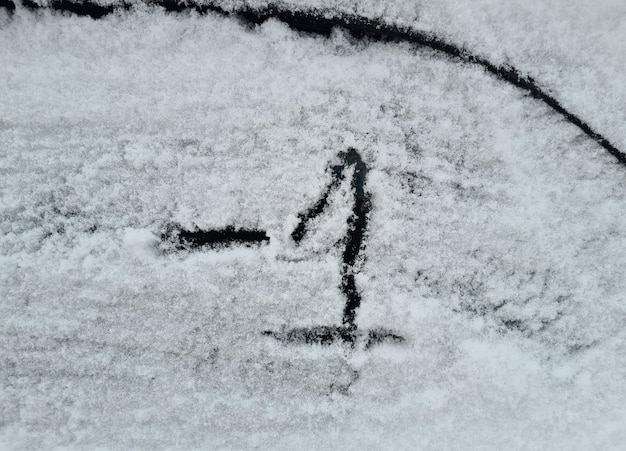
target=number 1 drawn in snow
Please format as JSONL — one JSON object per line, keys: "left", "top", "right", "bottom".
{"left": 165, "top": 148, "right": 404, "bottom": 349}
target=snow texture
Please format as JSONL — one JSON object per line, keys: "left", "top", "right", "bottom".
{"left": 1, "top": 3, "right": 626, "bottom": 450}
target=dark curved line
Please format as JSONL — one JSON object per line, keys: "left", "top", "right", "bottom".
{"left": 10, "top": 0, "right": 625, "bottom": 167}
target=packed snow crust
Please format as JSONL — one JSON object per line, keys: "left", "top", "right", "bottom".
{"left": 1, "top": 5, "right": 626, "bottom": 450}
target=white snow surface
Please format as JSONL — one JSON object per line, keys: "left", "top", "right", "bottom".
{"left": 1, "top": 5, "right": 626, "bottom": 450}
{"left": 216, "top": 0, "right": 626, "bottom": 152}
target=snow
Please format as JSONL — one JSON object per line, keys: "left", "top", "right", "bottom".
{"left": 1, "top": 4, "right": 626, "bottom": 450}
{"left": 209, "top": 0, "right": 626, "bottom": 151}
